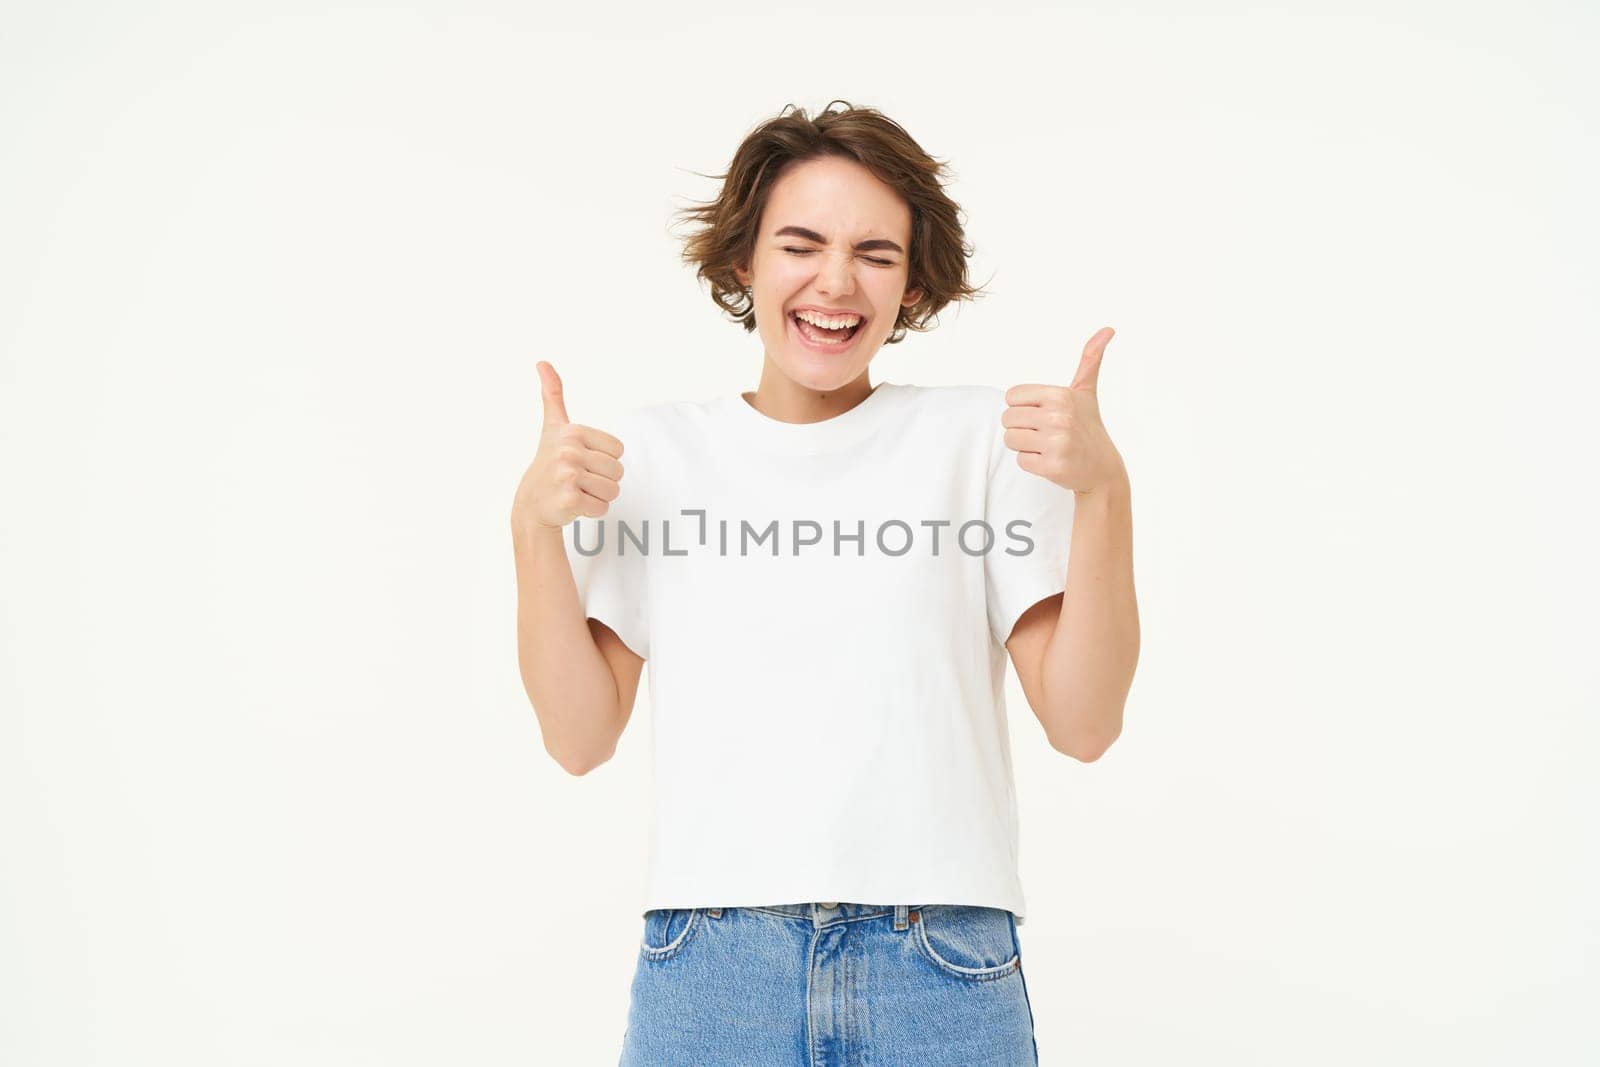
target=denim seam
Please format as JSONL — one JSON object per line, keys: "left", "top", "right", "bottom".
{"left": 846, "top": 942, "right": 857, "bottom": 1056}
{"left": 1011, "top": 911, "right": 1041, "bottom": 1064}
{"left": 805, "top": 925, "right": 821, "bottom": 1067}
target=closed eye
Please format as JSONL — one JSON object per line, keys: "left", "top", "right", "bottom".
{"left": 782, "top": 247, "right": 895, "bottom": 267}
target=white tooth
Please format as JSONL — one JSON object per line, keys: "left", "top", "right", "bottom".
{"left": 797, "top": 310, "right": 859, "bottom": 329}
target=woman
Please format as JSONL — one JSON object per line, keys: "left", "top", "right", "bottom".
{"left": 511, "top": 101, "right": 1139, "bottom": 1065}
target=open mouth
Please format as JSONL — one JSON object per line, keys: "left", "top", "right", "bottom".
{"left": 789, "top": 310, "right": 865, "bottom": 348}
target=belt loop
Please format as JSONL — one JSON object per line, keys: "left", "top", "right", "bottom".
{"left": 894, "top": 904, "right": 908, "bottom": 931}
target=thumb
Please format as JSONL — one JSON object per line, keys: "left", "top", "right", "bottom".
{"left": 1070, "top": 326, "right": 1115, "bottom": 391}
{"left": 537, "top": 360, "right": 571, "bottom": 429}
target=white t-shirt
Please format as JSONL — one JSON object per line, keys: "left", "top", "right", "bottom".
{"left": 561, "top": 380, "right": 1075, "bottom": 925}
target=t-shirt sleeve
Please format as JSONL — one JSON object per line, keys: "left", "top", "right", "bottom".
{"left": 983, "top": 389, "right": 1076, "bottom": 648}
{"left": 560, "top": 410, "right": 651, "bottom": 660}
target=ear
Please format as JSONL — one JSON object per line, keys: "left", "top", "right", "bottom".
{"left": 734, "top": 263, "right": 751, "bottom": 288}
{"left": 901, "top": 286, "right": 924, "bottom": 307}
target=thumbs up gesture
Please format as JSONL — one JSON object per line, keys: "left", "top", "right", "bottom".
{"left": 511, "top": 361, "right": 628, "bottom": 532}
{"left": 1002, "top": 326, "right": 1127, "bottom": 495}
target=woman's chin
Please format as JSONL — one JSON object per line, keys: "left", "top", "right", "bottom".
{"left": 772, "top": 354, "right": 871, "bottom": 390}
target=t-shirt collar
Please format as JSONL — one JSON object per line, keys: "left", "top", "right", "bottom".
{"left": 722, "top": 380, "right": 901, "bottom": 455}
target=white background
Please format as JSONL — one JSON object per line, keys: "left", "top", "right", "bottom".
{"left": 3, "top": 2, "right": 1596, "bottom": 1064}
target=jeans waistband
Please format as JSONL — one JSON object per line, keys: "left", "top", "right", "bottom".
{"left": 711, "top": 902, "right": 927, "bottom": 930}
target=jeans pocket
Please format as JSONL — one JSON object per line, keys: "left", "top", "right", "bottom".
{"left": 639, "top": 908, "right": 703, "bottom": 962}
{"left": 911, "top": 904, "right": 1021, "bottom": 981}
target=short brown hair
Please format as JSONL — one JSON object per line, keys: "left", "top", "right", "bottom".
{"left": 672, "top": 100, "right": 986, "bottom": 345}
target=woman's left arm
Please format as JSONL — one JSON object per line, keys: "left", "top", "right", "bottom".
{"left": 1002, "top": 327, "right": 1141, "bottom": 762}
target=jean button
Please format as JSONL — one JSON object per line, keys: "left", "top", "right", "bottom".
{"left": 819, "top": 901, "right": 839, "bottom": 909}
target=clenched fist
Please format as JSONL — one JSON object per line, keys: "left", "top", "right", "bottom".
{"left": 510, "top": 361, "right": 627, "bottom": 533}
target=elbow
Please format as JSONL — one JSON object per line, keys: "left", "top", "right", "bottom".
{"left": 527, "top": 687, "right": 623, "bottom": 777}
{"left": 1052, "top": 737, "right": 1103, "bottom": 763}
{"left": 1049, "top": 720, "right": 1122, "bottom": 763}
{"left": 538, "top": 714, "right": 619, "bottom": 777}
{"left": 549, "top": 744, "right": 614, "bottom": 777}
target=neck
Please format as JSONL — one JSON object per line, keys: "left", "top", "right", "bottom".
{"left": 743, "top": 362, "right": 875, "bottom": 425}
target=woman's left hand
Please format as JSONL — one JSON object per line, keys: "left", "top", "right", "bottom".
{"left": 1001, "top": 326, "right": 1128, "bottom": 495}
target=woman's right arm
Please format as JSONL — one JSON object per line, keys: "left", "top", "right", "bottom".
{"left": 510, "top": 361, "right": 641, "bottom": 776}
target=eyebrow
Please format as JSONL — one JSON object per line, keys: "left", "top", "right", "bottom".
{"left": 773, "top": 225, "right": 905, "bottom": 255}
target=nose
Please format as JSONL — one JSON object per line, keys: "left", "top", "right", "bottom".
{"left": 815, "top": 249, "right": 857, "bottom": 298}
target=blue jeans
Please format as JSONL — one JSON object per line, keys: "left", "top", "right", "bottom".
{"left": 618, "top": 902, "right": 1040, "bottom": 1066}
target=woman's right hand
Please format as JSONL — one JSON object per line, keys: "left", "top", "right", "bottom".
{"left": 510, "top": 361, "right": 627, "bottom": 533}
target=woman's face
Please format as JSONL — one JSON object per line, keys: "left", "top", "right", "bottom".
{"left": 734, "top": 155, "right": 923, "bottom": 393}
